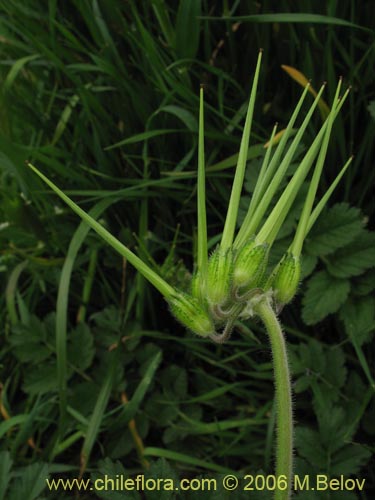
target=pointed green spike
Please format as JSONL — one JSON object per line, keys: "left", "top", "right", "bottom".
{"left": 290, "top": 79, "right": 344, "bottom": 257}
{"left": 27, "top": 162, "right": 175, "bottom": 299}
{"left": 236, "top": 82, "right": 326, "bottom": 248}
{"left": 197, "top": 86, "right": 208, "bottom": 278}
{"left": 221, "top": 50, "right": 262, "bottom": 250}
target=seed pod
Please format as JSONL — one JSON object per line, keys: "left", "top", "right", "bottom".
{"left": 233, "top": 239, "right": 268, "bottom": 290}
{"left": 168, "top": 291, "right": 214, "bottom": 337}
{"left": 205, "top": 246, "right": 233, "bottom": 307}
{"left": 272, "top": 252, "right": 301, "bottom": 305}
{"left": 191, "top": 270, "right": 205, "bottom": 302}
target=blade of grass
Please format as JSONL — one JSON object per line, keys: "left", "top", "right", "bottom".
{"left": 281, "top": 65, "right": 330, "bottom": 119}
{"left": 114, "top": 350, "right": 162, "bottom": 425}
{"left": 143, "top": 447, "right": 234, "bottom": 474}
{"left": 200, "top": 13, "right": 372, "bottom": 33}
{"left": 54, "top": 195, "right": 125, "bottom": 434}
{"left": 76, "top": 248, "right": 98, "bottom": 323}
{"left": 79, "top": 349, "right": 118, "bottom": 478}
{"left": 5, "top": 261, "right": 28, "bottom": 326}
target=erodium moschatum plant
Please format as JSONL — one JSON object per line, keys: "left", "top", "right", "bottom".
{"left": 28, "top": 51, "right": 352, "bottom": 500}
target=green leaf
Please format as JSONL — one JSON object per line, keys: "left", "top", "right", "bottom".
{"left": 144, "top": 459, "right": 179, "bottom": 500}
{"left": 161, "top": 365, "right": 188, "bottom": 400}
{"left": 289, "top": 340, "right": 325, "bottom": 376}
{"left": 105, "top": 129, "right": 182, "bottom": 150}
{"left": 294, "top": 427, "right": 326, "bottom": 468}
{"left": 325, "top": 347, "right": 347, "bottom": 391}
{"left": 175, "top": 0, "right": 201, "bottom": 60}
{"left": 0, "top": 452, "right": 12, "bottom": 500}
{"left": 9, "top": 316, "right": 51, "bottom": 363}
{"left": 8, "top": 462, "right": 49, "bottom": 500}
{"left": 300, "top": 253, "right": 317, "bottom": 279}
{"left": 159, "top": 105, "right": 198, "bottom": 132}
{"left": 80, "top": 350, "right": 119, "bottom": 475}
{"left": 23, "top": 363, "right": 59, "bottom": 395}
{"left": 352, "top": 268, "right": 375, "bottom": 296}
{"left": 201, "top": 13, "right": 371, "bottom": 33}
{"left": 316, "top": 405, "right": 347, "bottom": 452}
{"left": 306, "top": 203, "right": 363, "bottom": 256}
{"left": 91, "top": 458, "right": 140, "bottom": 500}
{"left": 339, "top": 297, "right": 375, "bottom": 346}
{"left": 143, "top": 447, "right": 233, "bottom": 474}
{"left": 67, "top": 322, "right": 95, "bottom": 371}
{"left": 331, "top": 444, "right": 371, "bottom": 475}
{"left": 0, "top": 415, "right": 28, "bottom": 441}
{"left": 116, "top": 350, "right": 162, "bottom": 425}
{"left": 302, "top": 270, "right": 350, "bottom": 325}
{"left": 326, "top": 230, "right": 375, "bottom": 278}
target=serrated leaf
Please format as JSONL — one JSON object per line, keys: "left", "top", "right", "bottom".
{"left": 91, "top": 458, "right": 140, "bottom": 500}
{"left": 23, "top": 363, "right": 59, "bottom": 395}
{"left": 306, "top": 203, "right": 363, "bottom": 256}
{"left": 331, "top": 444, "right": 371, "bottom": 475}
{"left": 68, "top": 322, "right": 95, "bottom": 371}
{"left": 317, "top": 405, "right": 347, "bottom": 451}
{"left": 352, "top": 268, "right": 375, "bottom": 295}
{"left": 300, "top": 253, "right": 317, "bottom": 279}
{"left": 0, "top": 451, "right": 12, "bottom": 500}
{"left": 339, "top": 297, "right": 375, "bottom": 345}
{"left": 9, "top": 315, "right": 52, "bottom": 363}
{"left": 144, "top": 459, "right": 179, "bottom": 500}
{"left": 326, "top": 230, "right": 375, "bottom": 278}
{"left": 8, "top": 462, "right": 49, "bottom": 500}
{"left": 294, "top": 427, "right": 326, "bottom": 467}
{"left": 325, "top": 347, "right": 347, "bottom": 390}
{"left": 290, "top": 340, "right": 326, "bottom": 391}
{"left": 302, "top": 270, "right": 350, "bottom": 325}
{"left": 293, "top": 375, "right": 311, "bottom": 393}
{"left": 161, "top": 365, "right": 188, "bottom": 400}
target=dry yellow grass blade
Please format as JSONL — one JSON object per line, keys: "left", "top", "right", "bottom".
{"left": 264, "top": 128, "right": 288, "bottom": 148}
{"left": 281, "top": 64, "right": 330, "bottom": 119}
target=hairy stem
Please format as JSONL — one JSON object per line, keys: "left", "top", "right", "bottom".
{"left": 255, "top": 298, "right": 293, "bottom": 500}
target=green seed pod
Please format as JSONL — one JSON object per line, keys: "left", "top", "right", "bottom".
{"left": 205, "top": 246, "right": 233, "bottom": 307}
{"left": 191, "top": 270, "right": 205, "bottom": 302}
{"left": 233, "top": 239, "right": 268, "bottom": 290}
{"left": 168, "top": 291, "right": 214, "bottom": 337}
{"left": 272, "top": 253, "right": 301, "bottom": 305}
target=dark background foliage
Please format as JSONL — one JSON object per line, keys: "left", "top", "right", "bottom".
{"left": 0, "top": 1, "right": 374, "bottom": 499}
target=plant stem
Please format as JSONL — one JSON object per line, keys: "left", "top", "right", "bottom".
{"left": 255, "top": 298, "right": 293, "bottom": 500}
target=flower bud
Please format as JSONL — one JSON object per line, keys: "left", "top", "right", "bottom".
{"left": 233, "top": 239, "right": 268, "bottom": 291}
{"left": 272, "top": 253, "right": 301, "bottom": 305}
{"left": 168, "top": 291, "right": 214, "bottom": 337}
{"left": 205, "top": 246, "right": 233, "bottom": 307}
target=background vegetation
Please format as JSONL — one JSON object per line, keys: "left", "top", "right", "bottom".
{"left": 0, "top": 1, "right": 374, "bottom": 498}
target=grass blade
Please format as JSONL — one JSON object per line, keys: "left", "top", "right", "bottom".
{"left": 79, "top": 350, "right": 118, "bottom": 477}
{"left": 143, "top": 447, "right": 233, "bottom": 474}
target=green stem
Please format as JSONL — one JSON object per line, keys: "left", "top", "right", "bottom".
{"left": 255, "top": 298, "right": 293, "bottom": 500}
